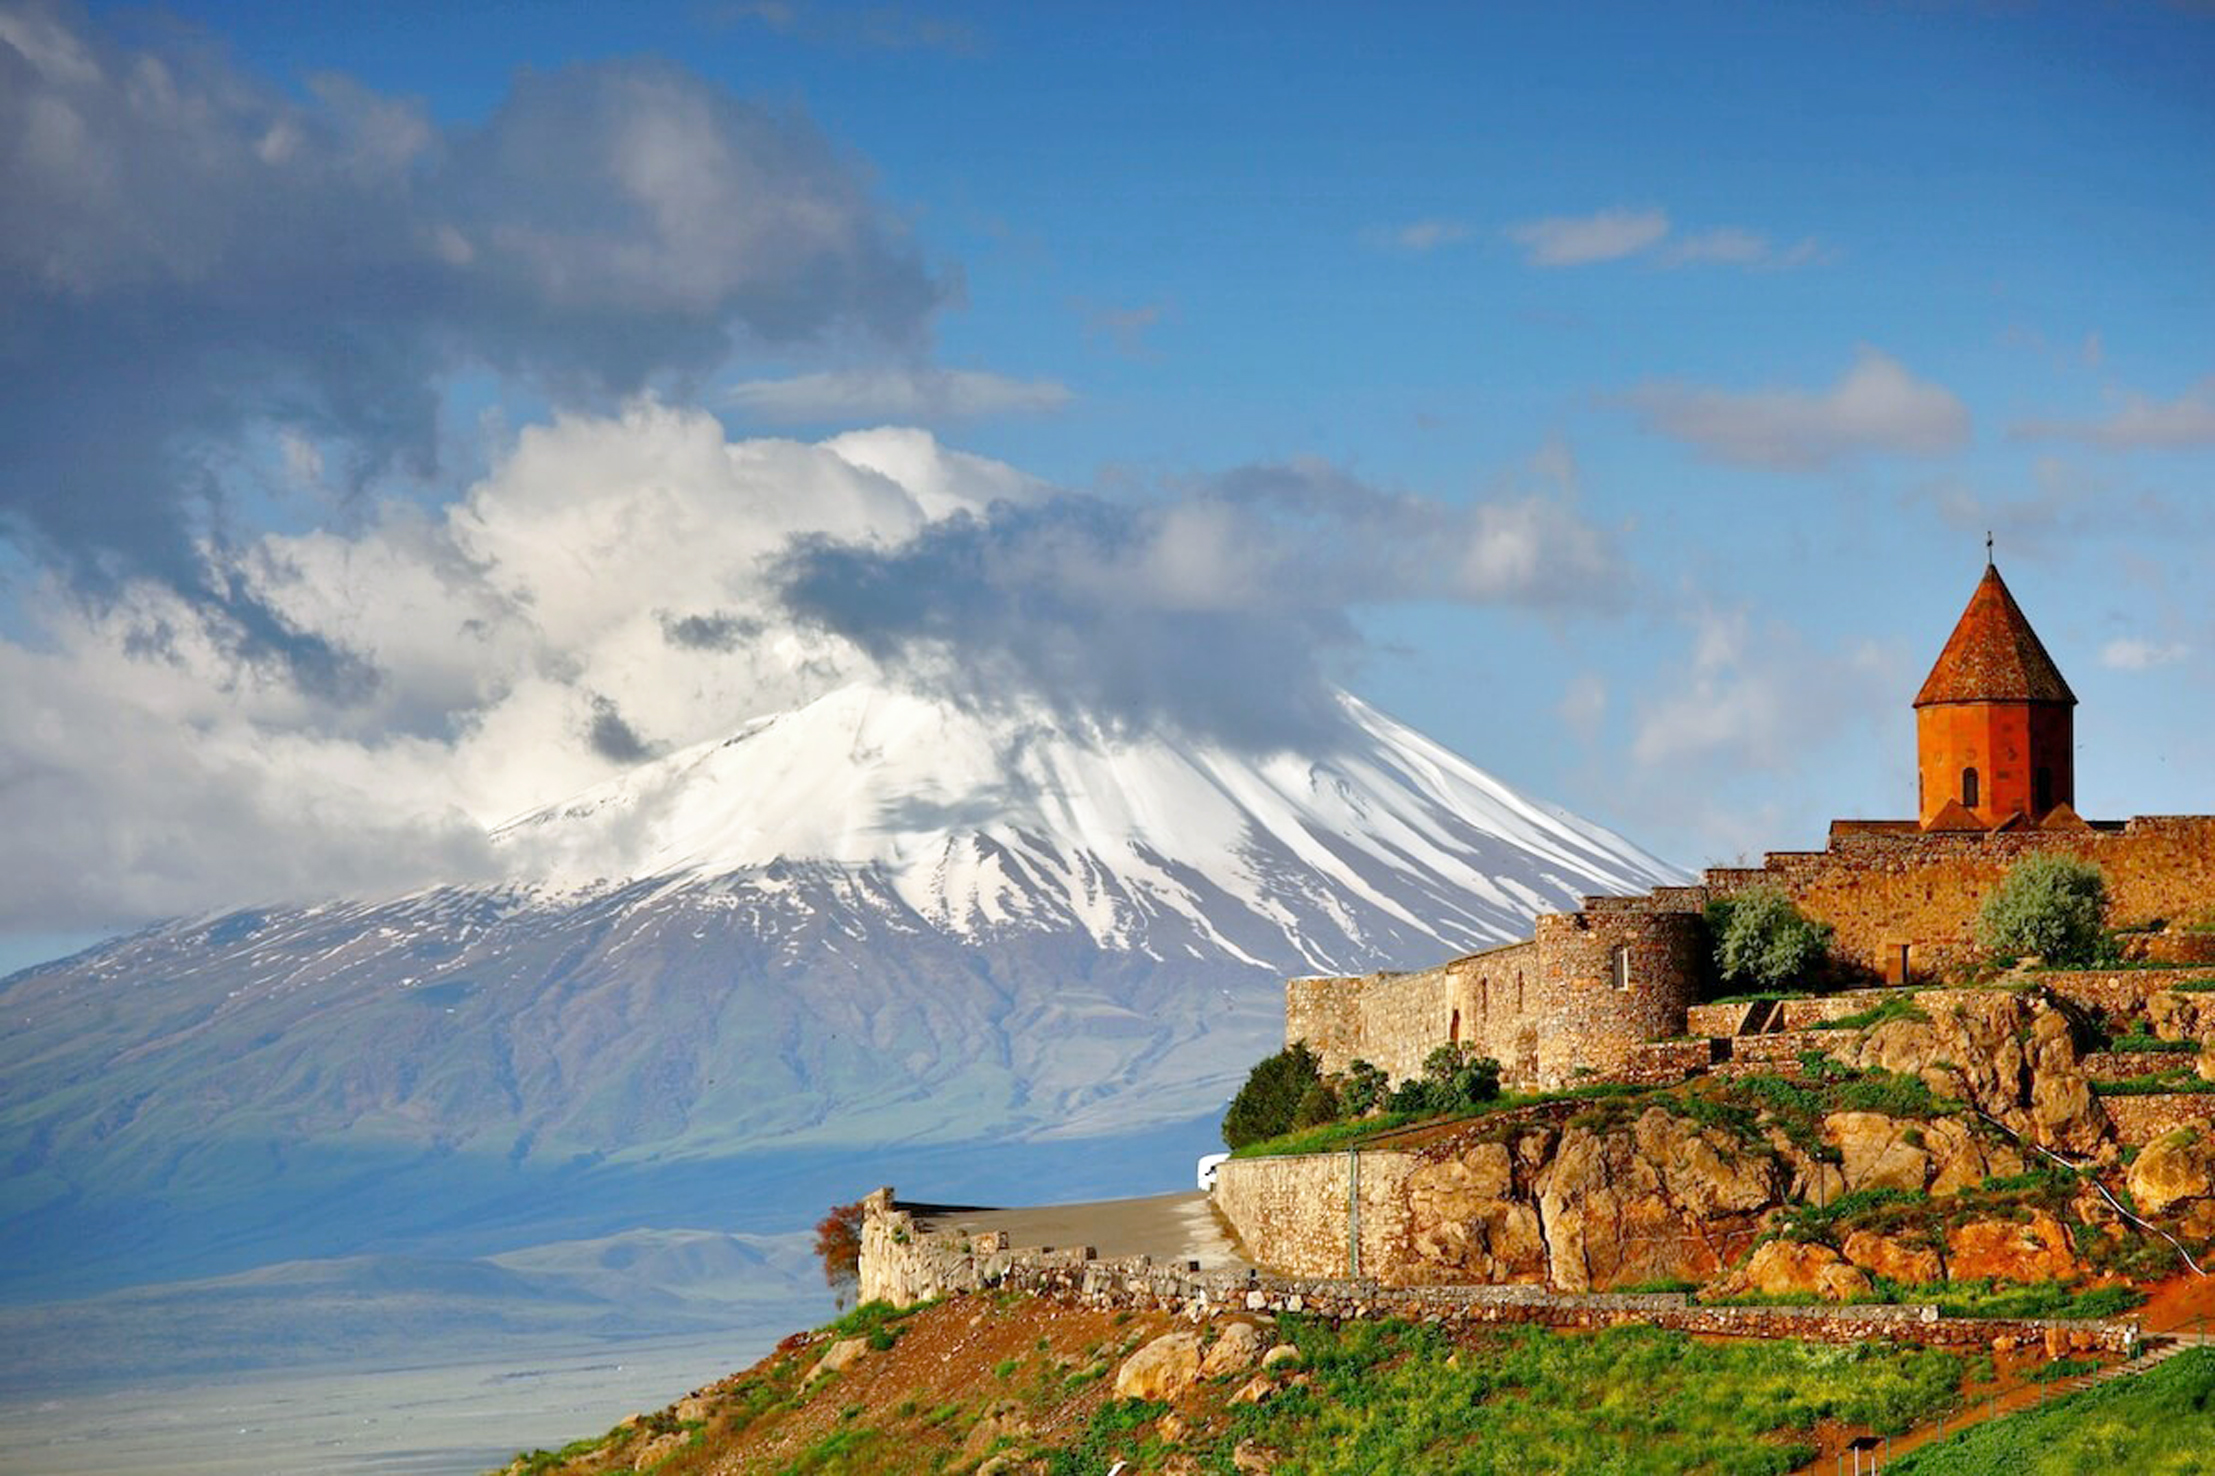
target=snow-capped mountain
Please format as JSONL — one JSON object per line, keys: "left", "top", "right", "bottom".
{"left": 493, "top": 681, "right": 1672, "bottom": 972}
{"left": 0, "top": 683, "right": 1679, "bottom": 1297}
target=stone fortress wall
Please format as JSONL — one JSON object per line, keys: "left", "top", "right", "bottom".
{"left": 1290, "top": 815, "right": 2215, "bottom": 1092}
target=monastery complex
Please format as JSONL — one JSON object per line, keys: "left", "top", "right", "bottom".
{"left": 1287, "top": 561, "right": 2215, "bottom": 1091}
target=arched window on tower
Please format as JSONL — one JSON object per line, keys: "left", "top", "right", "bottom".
{"left": 2035, "top": 767, "right": 2053, "bottom": 815}
{"left": 1961, "top": 767, "right": 1980, "bottom": 810}
{"left": 1611, "top": 945, "right": 1631, "bottom": 991}
{"left": 1449, "top": 1008, "right": 1460, "bottom": 1044}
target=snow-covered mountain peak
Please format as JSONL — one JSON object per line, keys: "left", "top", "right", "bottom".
{"left": 492, "top": 681, "right": 1683, "bottom": 969}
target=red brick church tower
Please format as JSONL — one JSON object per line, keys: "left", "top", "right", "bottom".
{"left": 1913, "top": 557, "right": 2077, "bottom": 830}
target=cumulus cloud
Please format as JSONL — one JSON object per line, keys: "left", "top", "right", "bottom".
{"left": 0, "top": 0, "right": 947, "bottom": 668}
{"left": 2101, "top": 637, "right": 2190, "bottom": 671}
{"left": 728, "top": 366, "right": 1072, "bottom": 421}
{"left": 780, "top": 455, "right": 1624, "bottom": 749}
{"left": 0, "top": 404, "right": 1624, "bottom": 928}
{"left": 2014, "top": 378, "right": 2215, "bottom": 450}
{"left": 1631, "top": 608, "right": 1895, "bottom": 774}
{"left": 1622, "top": 348, "right": 1970, "bottom": 470}
{"left": 1506, "top": 208, "right": 1670, "bottom": 266}
{"left": 1914, "top": 456, "right": 2192, "bottom": 559}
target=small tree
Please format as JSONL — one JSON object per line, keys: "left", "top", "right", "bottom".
{"left": 1978, "top": 855, "right": 2109, "bottom": 965}
{"left": 1222, "top": 1041, "right": 1322, "bottom": 1149}
{"left": 1292, "top": 1078, "right": 1341, "bottom": 1129}
{"left": 1339, "top": 1058, "right": 1389, "bottom": 1117}
{"left": 1714, "top": 886, "right": 1832, "bottom": 990}
{"left": 814, "top": 1199, "right": 865, "bottom": 1306}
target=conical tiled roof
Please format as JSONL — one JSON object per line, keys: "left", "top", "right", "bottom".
{"left": 1913, "top": 564, "right": 2076, "bottom": 707}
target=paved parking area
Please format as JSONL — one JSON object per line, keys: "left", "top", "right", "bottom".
{"left": 902, "top": 1191, "right": 1251, "bottom": 1270}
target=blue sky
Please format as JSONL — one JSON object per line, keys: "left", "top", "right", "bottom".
{"left": 2, "top": 0, "right": 2211, "bottom": 969}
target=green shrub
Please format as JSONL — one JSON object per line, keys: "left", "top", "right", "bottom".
{"left": 1222, "top": 1041, "right": 1322, "bottom": 1149}
{"left": 1977, "top": 855, "right": 2110, "bottom": 966}
{"left": 1713, "top": 886, "right": 1834, "bottom": 990}
{"left": 1292, "top": 1078, "right": 1341, "bottom": 1129}
{"left": 1338, "top": 1058, "right": 1389, "bottom": 1116}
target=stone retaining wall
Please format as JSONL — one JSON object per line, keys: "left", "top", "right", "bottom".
{"left": 2100, "top": 1093, "right": 2215, "bottom": 1145}
{"left": 1210, "top": 1150, "right": 1416, "bottom": 1280}
{"left": 854, "top": 1188, "right": 2137, "bottom": 1354}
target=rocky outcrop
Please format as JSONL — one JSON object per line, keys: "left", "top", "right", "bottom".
{"left": 1710, "top": 1240, "right": 1871, "bottom": 1302}
{"left": 1841, "top": 1228, "right": 1945, "bottom": 1285}
{"left": 2127, "top": 1130, "right": 2215, "bottom": 1220}
{"left": 1945, "top": 1210, "right": 2080, "bottom": 1284}
{"left": 1404, "top": 1137, "right": 1548, "bottom": 1282}
{"left": 1825, "top": 990, "right": 2107, "bottom": 1153}
{"left": 1531, "top": 1108, "right": 1783, "bottom": 1293}
{"left": 1115, "top": 1331, "right": 1203, "bottom": 1402}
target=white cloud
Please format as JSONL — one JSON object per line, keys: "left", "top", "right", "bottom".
{"left": 1659, "top": 228, "right": 1828, "bottom": 270}
{"left": 2101, "top": 637, "right": 2191, "bottom": 671}
{"left": 0, "top": 407, "right": 1623, "bottom": 930}
{"left": 1367, "top": 219, "right": 1473, "bottom": 253}
{"left": 727, "top": 366, "right": 1072, "bottom": 422}
{"left": 1504, "top": 207, "right": 1829, "bottom": 271}
{"left": 2014, "top": 378, "right": 2215, "bottom": 450}
{"left": 1506, "top": 207, "right": 1670, "bottom": 266}
{"left": 1622, "top": 347, "right": 1970, "bottom": 470}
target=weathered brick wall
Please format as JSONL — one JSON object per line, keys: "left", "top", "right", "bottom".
{"left": 2098, "top": 1094, "right": 2215, "bottom": 1145}
{"left": 1211, "top": 1150, "right": 1416, "bottom": 1280}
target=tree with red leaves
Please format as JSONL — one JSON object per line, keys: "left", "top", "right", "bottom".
{"left": 814, "top": 1199, "right": 864, "bottom": 1304}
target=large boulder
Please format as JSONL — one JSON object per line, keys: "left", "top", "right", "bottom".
{"left": 2127, "top": 1130, "right": 2215, "bottom": 1218}
{"left": 1923, "top": 1117, "right": 2024, "bottom": 1196}
{"left": 1842, "top": 1227, "right": 1945, "bottom": 1285}
{"left": 1200, "top": 1322, "right": 1268, "bottom": 1378}
{"left": 1714, "top": 1239, "right": 1872, "bottom": 1302}
{"left": 1946, "top": 1209, "right": 2080, "bottom": 1284}
{"left": 1825, "top": 1112, "right": 1930, "bottom": 1194}
{"left": 1115, "top": 1331, "right": 1203, "bottom": 1403}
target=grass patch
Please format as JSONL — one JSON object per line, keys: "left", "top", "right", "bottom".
{"left": 2090, "top": 1075, "right": 2215, "bottom": 1097}
{"left": 1811, "top": 994, "right": 1933, "bottom": 1031}
{"left": 2166, "top": 977, "right": 2215, "bottom": 993}
{"left": 1887, "top": 1346, "right": 2215, "bottom": 1474}
{"left": 1230, "top": 1082, "right": 1650, "bottom": 1158}
{"left": 2101, "top": 1034, "right": 2200, "bottom": 1054}
{"left": 1227, "top": 1317, "right": 1967, "bottom": 1473}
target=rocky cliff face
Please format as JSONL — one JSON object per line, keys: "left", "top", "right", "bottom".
{"left": 1378, "top": 987, "right": 2215, "bottom": 1298}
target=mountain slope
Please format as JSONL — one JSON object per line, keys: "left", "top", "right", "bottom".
{"left": 0, "top": 683, "right": 1679, "bottom": 1296}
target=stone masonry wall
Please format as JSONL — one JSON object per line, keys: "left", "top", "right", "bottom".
{"left": 1210, "top": 1150, "right": 1416, "bottom": 1281}
{"left": 2099, "top": 1094, "right": 2215, "bottom": 1145}
{"left": 853, "top": 1189, "right": 2137, "bottom": 1354}
{"left": 1718, "top": 816, "right": 2215, "bottom": 979}
{"left": 1289, "top": 915, "right": 1699, "bottom": 1093}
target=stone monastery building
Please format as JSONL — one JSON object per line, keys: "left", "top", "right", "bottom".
{"left": 1290, "top": 561, "right": 2215, "bottom": 1092}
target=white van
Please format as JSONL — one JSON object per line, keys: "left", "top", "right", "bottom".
{"left": 1195, "top": 1151, "right": 1230, "bottom": 1191}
